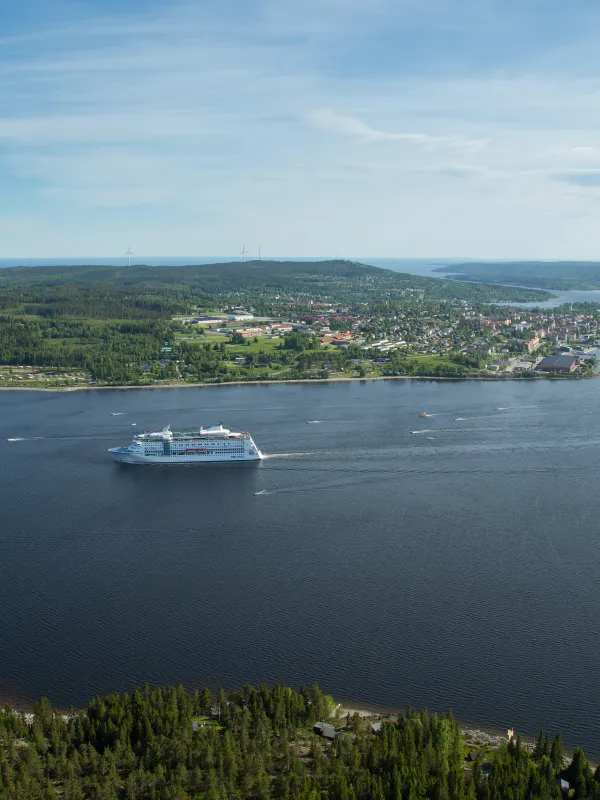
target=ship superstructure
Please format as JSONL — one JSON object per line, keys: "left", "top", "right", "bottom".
{"left": 108, "top": 423, "right": 263, "bottom": 464}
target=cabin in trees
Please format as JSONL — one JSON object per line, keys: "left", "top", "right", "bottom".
{"left": 314, "top": 722, "right": 337, "bottom": 740}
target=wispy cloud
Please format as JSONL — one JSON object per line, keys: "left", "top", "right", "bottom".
{"left": 306, "top": 108, "right": 487, "bottom": 150}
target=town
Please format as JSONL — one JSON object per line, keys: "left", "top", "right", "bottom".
{"left": 0, "top": 261, "right": 598, "bottom": 387}
{"left": 174, "top": 300, "right": 600, "bottom": 383}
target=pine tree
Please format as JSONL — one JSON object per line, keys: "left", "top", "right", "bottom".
{"left": 550, "top": 732, "right": 564, "bottom": 772}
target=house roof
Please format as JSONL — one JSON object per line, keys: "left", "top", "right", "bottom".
{"left": 537, "top": 354, "right": 577, "bottom": 368}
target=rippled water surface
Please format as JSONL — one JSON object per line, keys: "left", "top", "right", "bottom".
{"left": 1, "top": 380, "right": 599, "bottom": 754}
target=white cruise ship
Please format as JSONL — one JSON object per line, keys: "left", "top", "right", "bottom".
{"left": 108, "top": 423, "right": 263, "bottom": 464}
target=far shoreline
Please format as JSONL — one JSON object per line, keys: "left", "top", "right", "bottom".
{"left": 2, "top": 690, "right": 590, "bottom": 763}
{"left": 0, "top": 372, "right": 597, "bottom": 392}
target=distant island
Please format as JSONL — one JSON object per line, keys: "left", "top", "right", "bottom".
{"left": 434, "top": 261, "right": 600, "bottom": 291}
{"left": 1, "top": 258, "right": 597, "bottom": 389}
{"left": 1, "top": 682, "right": 597, "bottom": 799}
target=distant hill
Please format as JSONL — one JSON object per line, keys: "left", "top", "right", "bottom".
{"left": 0, "top": 259, "right": 552, "bottom": 319}
{"left": 434, "top": 261, "right": 600, "bottom": 290}
{"left": 0, "top": 259, "right": 381, "bottom": 288}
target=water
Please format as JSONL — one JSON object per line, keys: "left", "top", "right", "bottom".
{"left": 1, "top": 380, "right": 599, "bottom": 756}
{"left": 494, "top": 289, "right": 600, "bottom": 309}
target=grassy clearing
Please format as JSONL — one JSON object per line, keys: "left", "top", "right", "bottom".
{"left": 225, "top": 337, "right": 283, "bottom": 355}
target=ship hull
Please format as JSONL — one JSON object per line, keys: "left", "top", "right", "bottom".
{"left": 109, "top": 449, "right": 263, "bottom": 465}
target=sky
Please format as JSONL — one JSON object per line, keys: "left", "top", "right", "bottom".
{"left": 3, "top": 0, "right": 600, "bottom": 258}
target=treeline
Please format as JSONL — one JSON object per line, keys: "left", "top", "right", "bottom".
{"left": 1, "top": 683, "right": 599, "bottom": 800}
{"left": 381, "top": 352, "right": 484, "bottom": 378}
{"left": 0, "top": 285, "right": 188, "bottom": 320}
{"left": 0, "top": 317, "right": 171, "bottom": 381}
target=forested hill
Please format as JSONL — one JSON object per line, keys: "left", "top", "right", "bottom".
{"left": 1, "top": 683, "right": 598, "bottom": 800}
{"left": 0, "top": 260, "right": 382, "bottom": 290}
{"left": 0, "top": 260, "right": 551, "bottom": 320}
{"left": 433, "top": 261, "right": 600, "bottom": 290}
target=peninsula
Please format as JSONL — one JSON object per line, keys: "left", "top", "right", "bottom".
{"left": 434, "top": 261, "right": 600, "bottom": 291}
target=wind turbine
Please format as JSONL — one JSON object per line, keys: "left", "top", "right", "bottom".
{"left": 125, "top": 245, "right": 134, "bottom": 267}
{"left": 240, "top": 245, "right": 250, "bottom": 262}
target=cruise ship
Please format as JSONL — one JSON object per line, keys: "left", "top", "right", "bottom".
{"left": 108, "top": 423, "right": 263, "bottom": 464}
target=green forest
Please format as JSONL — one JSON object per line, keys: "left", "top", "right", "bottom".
{"left": 433, "top": 262, "right": 600, "bottom": 291}
{"left": 1, "top": 683, "right": 598, "bottom": 800}
{"left": 0, "top": 261, "right": 551, "bottom": 317}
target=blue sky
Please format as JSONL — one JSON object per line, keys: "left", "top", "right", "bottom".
{"left": 3, "top": 0, "right": 600, "bottom": 257}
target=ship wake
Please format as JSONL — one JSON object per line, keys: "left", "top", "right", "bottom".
{"left": 263, "top": 452, "right": 317, "bottom": 459}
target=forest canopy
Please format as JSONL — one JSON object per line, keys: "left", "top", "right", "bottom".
{"left": 1, "top": 683, "right": 598, "bottom": 800}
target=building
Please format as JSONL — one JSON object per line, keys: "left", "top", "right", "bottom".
{"left": 524, "top": 336, "right": 541, "bottom": 353}
{"left": 314, "top": 722, "right": 337, "bottom": 740}
{"left": 536, "top": 355, "right": 577, "bottom": 373}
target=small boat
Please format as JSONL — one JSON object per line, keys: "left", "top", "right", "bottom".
{"left": 306, "top": 420, "right": 321, "bottom": 424}
{"left": 455, "top": 417, "right": 466, "bottom": 421}
{"left": 495, "top": 407, "right": 501, "bottom": 411}
{"left": 131, "top": 423, "right": 137, "bottom": 426}
{"left": 419, "top": 412, "right": 428, "bottom": 418}
{"left": 110, "top": 412, "right": 124, "bottom": 416}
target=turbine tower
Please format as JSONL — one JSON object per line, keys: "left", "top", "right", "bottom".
{"left": 125, "top": 245, "right": 134, "bottom": 267}
{"left": 240, "top": 245, "right": 250, "bottom": 262}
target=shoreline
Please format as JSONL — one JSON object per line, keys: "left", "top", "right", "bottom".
{"left": 340, "top": 702, "right": 533, "bottom": 746}
{"left": 0, "top": 372, "right": 596, "bottom": 392}
{"left": 338, "top": 701, "right": 591, "bottom": 763}
{"left": 0, "top": 692, "right": 546, "bottom": 750}
{"left": 2, "top": 691, "right": 586, "bottom": 762}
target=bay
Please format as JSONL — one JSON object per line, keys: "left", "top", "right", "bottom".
{"left": 0, "top": 379, "right": 599, "bottom": 755}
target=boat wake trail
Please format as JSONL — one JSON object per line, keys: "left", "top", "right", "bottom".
{"left": 6, "top": 434, "right": 111, "bottom": 442}
{"left": 411, "top": 429, "right": 432, "bottom": 434}
{"left": 263, "top": 452, "right": 316, "bottom": 459}
{"left": 252, "top": 490, "right": 272, "bottom": 496}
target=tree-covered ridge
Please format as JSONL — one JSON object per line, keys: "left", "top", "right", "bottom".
{"left": 1, "top": 684, "right": 598, "bottom": 800}
{"left": 433, "top": 262, "right": 600, "bottom": 291}
{"left": 0, "top": 261, "right": 552, "bottom": 320}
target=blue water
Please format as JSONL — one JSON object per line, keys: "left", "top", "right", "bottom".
{"left": 1, "top": 379, "right": 599, "bottom": 755}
